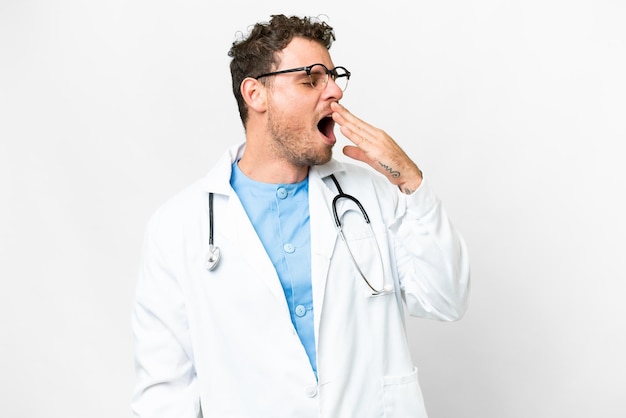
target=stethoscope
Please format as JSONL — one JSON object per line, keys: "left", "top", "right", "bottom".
{"left": 328, "top": 174, "right": 390, "bottom": 295}
{"left": 206, "top": 192, "right": 220, "bottom": 271}
{"left": 206, "top": 174, "right": 389, "bottom": 295}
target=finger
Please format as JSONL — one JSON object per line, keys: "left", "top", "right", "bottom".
{"left": 331, "top": 102, "right": 377, "bottom": 140}
{"left": 335, "top": 113, "right": 379, "bottom": 150}
{"left": 331, "top": 103, "right": 375, "bottom": 136}
{"left": 338, "top": 124, "right": 368, "bottom": 146}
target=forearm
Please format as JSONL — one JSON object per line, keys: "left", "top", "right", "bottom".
{"left": 391, "top": 178, "right": 470, "bottom": 321}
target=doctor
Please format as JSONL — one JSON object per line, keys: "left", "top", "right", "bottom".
{"left": 132, "top": 14, "right": 470, "bottom": 418}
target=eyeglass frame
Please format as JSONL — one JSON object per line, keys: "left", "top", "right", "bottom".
{"left": 253, "top": 63, "right": 351, "bottom": 91}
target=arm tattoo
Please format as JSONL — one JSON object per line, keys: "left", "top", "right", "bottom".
{"left": 379, "top": 162, "right": 401, "bottom": 178}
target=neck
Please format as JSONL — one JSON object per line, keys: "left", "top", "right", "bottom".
{"left": 237, "top": 148, "right": 309, "bottom": 184}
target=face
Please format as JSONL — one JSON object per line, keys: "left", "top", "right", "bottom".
{"left": 263, "top": 37, "right": 344, "bottom": 167}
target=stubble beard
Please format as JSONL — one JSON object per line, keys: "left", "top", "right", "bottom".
{"left": 267, "top": 109, "right": 333, "bottom": 168}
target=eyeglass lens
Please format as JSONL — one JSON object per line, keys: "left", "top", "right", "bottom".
{"left": 309, "top": 64, "right": 349, "bottom": 91}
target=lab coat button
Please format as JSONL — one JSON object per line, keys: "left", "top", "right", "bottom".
{"left": 283, "top": 243, "right": 295, "bottom": 253}
{"left": 304, "top": 385, "right": 318, "bottom": 397}
{"left": 276, "top": 187, "right": 288, "bottom": 199}
{"left": 295, "top": 304, "right": 306, "bottom": 317}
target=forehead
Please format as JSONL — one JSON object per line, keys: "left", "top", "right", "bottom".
{"left": 275, "top": 36, "right": 334, "bottom": 70}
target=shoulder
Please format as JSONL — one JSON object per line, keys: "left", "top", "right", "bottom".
{"left": 145, "top": 144, "right": 239, "bottom": 236}
{"left": 144, "top": 177, "right": 208, "bottom": 239}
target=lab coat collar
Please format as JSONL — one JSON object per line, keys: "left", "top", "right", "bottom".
{"left": 309, "top": 158, "right": 345, "bottom": 180}
{"left": 199, "top": 142, "right": 246, "bottom": 196}
{"left": 200, "top": 141, "right": 348, "bottom": 194}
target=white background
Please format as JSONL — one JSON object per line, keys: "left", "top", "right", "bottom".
{"left": 1, "top": 1, "right": 624, "bottom": 417}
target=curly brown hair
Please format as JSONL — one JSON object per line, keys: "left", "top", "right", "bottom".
{"left": 228, "top": 14, "right": 336, "bottom": 126}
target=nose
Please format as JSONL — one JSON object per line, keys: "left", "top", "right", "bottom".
{"left": 324, "top": 76, "right": 344, "bottom": 100}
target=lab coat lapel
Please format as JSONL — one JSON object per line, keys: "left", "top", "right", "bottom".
{"left": 202, "top": 143, "right": 287, "bottom": 309}
{"left": 221, "top": 192, "right": 288, "bottom": 308}
{"left": 308, "top": 166, "right": 344, "bottom": 338}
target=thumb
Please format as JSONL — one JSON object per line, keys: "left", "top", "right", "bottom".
{"left": 342, "top": 145, "right": 372, "bottom": 165}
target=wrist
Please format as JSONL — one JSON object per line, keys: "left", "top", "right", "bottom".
{"left": 398, "top": 172, "right": 422, "bottom": 195}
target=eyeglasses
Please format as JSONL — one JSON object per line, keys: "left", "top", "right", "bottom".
{"left": 254, "top": 63, "right": 351, "bottom": 92}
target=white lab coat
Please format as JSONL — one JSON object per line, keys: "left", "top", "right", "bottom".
{"left": 132, "top": 142, "right": 470, "bottom": 418}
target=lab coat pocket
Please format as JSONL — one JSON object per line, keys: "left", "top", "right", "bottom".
{"left": 382, "top": 367, "right": 428, "bottom": 418}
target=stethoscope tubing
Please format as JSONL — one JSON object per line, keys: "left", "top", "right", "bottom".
{"left": 329, "top": 174, "right": 370, "bottom": 229}
{"left": 206, "top": 174, "right": 389, "bottom": 295}
{"left": 329, "top": 174, "right": 388, "bottom": 295}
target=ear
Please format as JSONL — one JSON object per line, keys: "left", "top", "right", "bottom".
{"left": 240, "top": 77, "right": 267, "bottom": 114}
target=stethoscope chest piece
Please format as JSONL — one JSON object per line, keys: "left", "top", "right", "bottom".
{"left": 206, "top": 244, "right": 220, "bottom": 271}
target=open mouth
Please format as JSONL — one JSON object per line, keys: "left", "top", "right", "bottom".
{"left": 317, "top": 115, "right": 336, "bottom": 142}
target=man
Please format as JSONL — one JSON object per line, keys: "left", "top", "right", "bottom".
{"left": 132, "top": 14, "right": 470, "bottom": 418}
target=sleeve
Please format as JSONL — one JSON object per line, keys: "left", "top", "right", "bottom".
{"left": 390, "top": 177, "right": 471, "bottom": 321}
{"left": 131, "top": 214, "right": 202, "bottom": 418}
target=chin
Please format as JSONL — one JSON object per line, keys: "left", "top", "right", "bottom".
{"left": 314, "top": 148, "right": 333, "bottom": 166}
{"left": 300, "top": 147, "right": 333, "bottom": 167}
